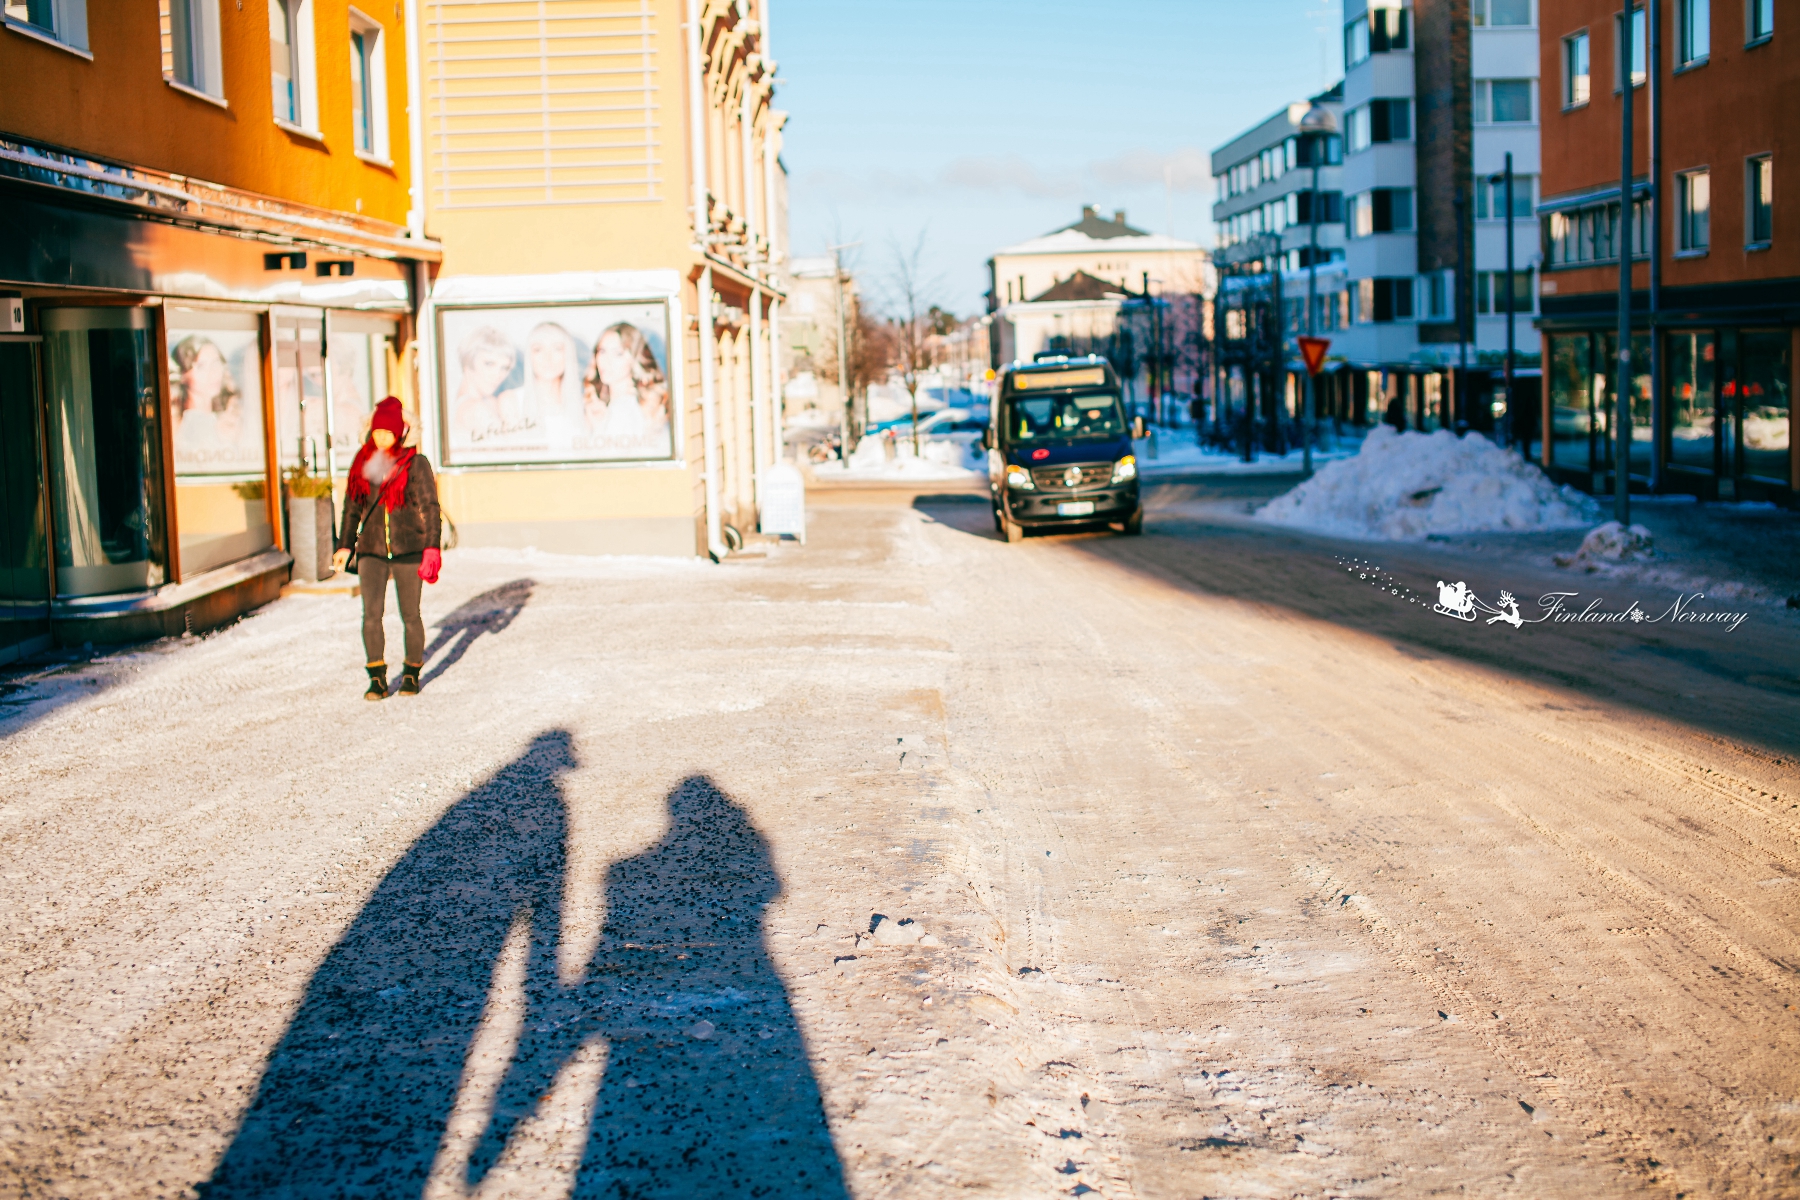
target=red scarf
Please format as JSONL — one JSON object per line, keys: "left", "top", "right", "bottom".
{"left": 346, "top": 442, "right": 418, "bottom": 511}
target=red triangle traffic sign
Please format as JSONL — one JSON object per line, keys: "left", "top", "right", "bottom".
{"left": 1298, "top": 336, "right": 1331, "bottom": 376}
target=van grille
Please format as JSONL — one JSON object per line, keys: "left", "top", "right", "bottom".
{"left": 1031, "top": 464, "right": 1112, "bottom": 490}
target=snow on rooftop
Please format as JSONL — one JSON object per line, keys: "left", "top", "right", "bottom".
{"left": 1254, "top": 426, "right": 1602, "bottom": 541}
{"left": 993, "top": 227, "right": 1203, "bottom": 257}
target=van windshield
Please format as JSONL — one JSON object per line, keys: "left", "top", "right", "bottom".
{"left": 1004, "top": 390, "right": 1126, "bottom": 444}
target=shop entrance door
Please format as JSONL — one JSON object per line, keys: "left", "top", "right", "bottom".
{"left": 0, "top": 338, "right": 51, "bottom": 663}
{"left": 1722, "top": 330, "right": 1792, "bottom": 497}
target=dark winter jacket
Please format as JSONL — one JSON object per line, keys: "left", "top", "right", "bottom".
{"left": 337, "top": 455, "right": 442, "bottom": 562}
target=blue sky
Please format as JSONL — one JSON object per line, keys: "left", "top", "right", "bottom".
{"left": 773, "top": 0, "right": 1343, "bottom": 315}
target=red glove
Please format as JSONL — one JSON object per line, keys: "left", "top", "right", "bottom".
{"left": 418, "top": 547, "right": 441, "bottom": 584}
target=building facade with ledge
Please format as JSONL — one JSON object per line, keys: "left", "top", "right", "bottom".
{"left": 413, "top": 0, "right": 786, "bottom": 559}
{"left": 1536, "top": 0, "right": 1794, "bottom": 504}
{"left": 0, "top": 0, "right": 439, "bottom": 659}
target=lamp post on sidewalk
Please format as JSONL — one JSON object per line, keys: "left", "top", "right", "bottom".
{"left": 1298, "top": 101, "right": 1338, "bottom": 478}
{"left": 828, "top": 240, "right": 861, "bottom": 461}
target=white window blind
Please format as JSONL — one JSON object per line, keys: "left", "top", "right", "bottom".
{"left": 426, "top": 0, "right": 661, "bottom": 210}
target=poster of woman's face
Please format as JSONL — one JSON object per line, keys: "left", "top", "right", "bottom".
{"left": 168, "top": 327, "right": 266, "bottom": 476}
{"left": 437, "top": 302, "right": 674, "bottom": 466}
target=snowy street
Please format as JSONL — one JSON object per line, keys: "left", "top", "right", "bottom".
{"left": 3, "top": 480, "right": 1799, "bottom": 1198}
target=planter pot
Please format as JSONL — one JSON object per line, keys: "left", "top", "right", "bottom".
{"left": 286, "top": 494, "right": 337, "bottom": 581}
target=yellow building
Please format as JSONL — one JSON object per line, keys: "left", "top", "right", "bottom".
{"left": 0, "top": 0, "right": 441, "bottom": 656}
{"left": 415, "top": 0, "right": 787, "bottom": 557}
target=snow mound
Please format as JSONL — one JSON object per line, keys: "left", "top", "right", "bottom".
{"left": 1254, "top": 426, "right": 1601, "bottom": 541}
{"left": 1555, "top": 521, "right": 1655, "bottom": 567}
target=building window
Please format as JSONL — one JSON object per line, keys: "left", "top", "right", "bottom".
{"left": 1746, "top": 156, "right": 1772, "bottom": 246}
{"left": 1475, "top": 173, "right": 1538, "bottom": 218}
{"left": 1425, "top": 270, "right": 1451, "bottom": 319}
{"left": 1617, "top": 6, "right": 1647, "bottom": 87}
{"left": 1344, "top": 4, "right": 1410, "bottom": 67}
{"left": 1295, "top": 133, "right": 1343, "bottom": 166}
{"left": 1564, "top": 31, "right": 1590, "bottom": 106}
{"left": 161, "top": 0, "right": 224, "bottom": 99}
{"left": 1473, "top": 0, "right": 1533, "bottom": 25}
{"left": 269, "top": 0, "right": 317, "bottom": 132}
{"left": 1677, "top": 0, "right": 1710, "bottom": 66}
{"left": 3, "top": 0, "right": 89, "bottom": 52}
{"left": 1354, "top": 277, "right": 1415, "bottom": 324}
{"left": 1476, "top": 268, "right": 1536, "bottom": 314}
{"left": 1346, "top": 99, "right": 1412, "bottom": 153}
{"left": 347, "top": 9, "right": 388, "bottom": 158}
{"left": 1678, "top": 169, "right": 1711, "bottom": 252}
{"left": 1543, "top": 195, "right": 1649, "bottom": 265}
{"left": 1748, "top": 0, "right": 1773, "bottom": 42}
{"left": 1474, "top": 79, "right": 1535, "bottom": 123}
{"left": 1348, "top": 189, "right": 1415, "bottom": 237}
{"left": 1288, "top": 190, "right": 1343, "bottom": 224}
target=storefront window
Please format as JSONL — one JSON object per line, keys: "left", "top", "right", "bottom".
{"left": 1735, "top": 331, "right": 1791, "bottom": 483}
{"left": 326, "top": 319, "right": 396, "bottom": 462}
{"left": 1548, "top": 333, "right": 1593, "bottom": 471}
{"left": 1666, "top": 331, "right": 1715, "bottom": 473}
{"left": 42, "top": 308, "right": 168, "bottom": 597}
{"left": 167, "top": 309, "right": 274, "bottom": 578}
{"left": 0, "top": 341, "right": 51, "bottom": 659}
{"left": 272, "top": 313, "right": 327, "bottom": 480}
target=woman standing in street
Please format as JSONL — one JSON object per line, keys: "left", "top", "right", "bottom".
{"left": 332, "top": 397, "right": 442, "bottom": 700}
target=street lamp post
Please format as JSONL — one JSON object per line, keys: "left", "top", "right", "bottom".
{"left": 828, "top": 240, "right": 861, "bottom": 461}
{"left": 1491, "top": 153, "right": 1517, "bottom": 451}
{"left": 1298, "top": 101, "right": 1338, "bottom": 477}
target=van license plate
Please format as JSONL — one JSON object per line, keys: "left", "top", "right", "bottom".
{"left": 1057, "top": 501, "right": 1095, "bottom": 516}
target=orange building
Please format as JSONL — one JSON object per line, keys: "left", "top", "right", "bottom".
{"left": 0, "top": 0, "right": 441, "bottom": 658}
{"left": 1537, "top": 0, "right": 1795, "bottom": 503}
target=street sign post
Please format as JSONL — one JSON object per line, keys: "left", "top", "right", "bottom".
{"left": 1298, "top": 336, "right": 1331, "bottom": 377}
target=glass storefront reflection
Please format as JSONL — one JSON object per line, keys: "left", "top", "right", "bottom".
{"left": 1735, "top": 331, "right": 1791, "bottom": 484}
{"left": 0, "top": 342, "right": 51, "bottom": 658}
{"left": 1666, "top": 332, "right": 1716, "bottom": 474}
{"left": 42, "top": 308, "right": 168, "bottom": 597}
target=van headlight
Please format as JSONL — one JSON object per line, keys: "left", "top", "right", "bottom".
{"left": 1111, "top": 454, "right": 1137, "bottom": 483}
{"left": 1005, "top": 466, "right": 1035, "bottom": 490}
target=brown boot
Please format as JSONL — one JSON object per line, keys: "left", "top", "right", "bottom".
{"left": 397, "top": 662, "right": 421, "bottom": 696}
{"left": 364, "top": 663, "right": 387, "bottom": 701}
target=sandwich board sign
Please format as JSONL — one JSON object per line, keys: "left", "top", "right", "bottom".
{"left": 1298, "top": 336, "right": 1331, "bottom": 376}
{"left": 759, "top": 460, "right": 806, "bottom": 543}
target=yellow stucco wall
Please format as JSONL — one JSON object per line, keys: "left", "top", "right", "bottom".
{"left": 437, "top": 465, "right": 692, "bottom": 524}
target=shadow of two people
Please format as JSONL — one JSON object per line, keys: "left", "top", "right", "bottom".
{"left": 205, "top": 732, "right": 845, "bottom": 1199}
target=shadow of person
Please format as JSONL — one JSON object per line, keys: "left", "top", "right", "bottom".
{"left": 202, "top": 729, "right": 577, "bottom": 1198}
{"left": 472, "top": 774, "right": 847, "bottom": 1199}
{"left": 420, "top": 577, "right": 534, "bottom": 687}
{"left": 205, "top": 756, "right": 844, "bottom": 1199}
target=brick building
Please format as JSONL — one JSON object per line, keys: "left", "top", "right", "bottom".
{"left": 1537, "top": 0, "right": 1795, "bottom": 503}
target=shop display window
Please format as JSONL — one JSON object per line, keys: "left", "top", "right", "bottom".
{"left": 1733, "top": 331, "right": 1790, "bottom": 483}
{"left": 1666, "top": 332, "right": 1717, "bottom": 473}
{"left": 0, "top": 342, "right": 50, "bottom": 658}
{"left": 1548, "top": 333, "right": 1593, "bottom": 472}
{"left": 1596, "top": 332, "right": 1654, "bottom": 476}
{"left": 167, "top": 309, "right": 274, "bottom": 578}
{"left": 326, "top": 318, "right": 397, "bottom": 462}
{"left": 41, "top": 308, "right": 168, "bottom": 597}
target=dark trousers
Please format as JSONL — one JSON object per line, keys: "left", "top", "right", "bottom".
{"left": 358, "top": 556, "right": 424, "bottom": 666}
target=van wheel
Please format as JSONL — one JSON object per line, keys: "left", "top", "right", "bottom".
{"left": 1121, "top": 508, "right": 1144, "bottom": 536}
{"left": 1002, "top": 516, "right": 1024, "bottom": 544}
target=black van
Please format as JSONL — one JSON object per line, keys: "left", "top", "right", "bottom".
{"left": 984, "top": 357, "right": 1141, "bottom": 542}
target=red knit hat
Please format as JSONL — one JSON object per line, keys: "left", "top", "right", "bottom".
{"left": 371, "top": 396, "right": 406, "bottom": 438}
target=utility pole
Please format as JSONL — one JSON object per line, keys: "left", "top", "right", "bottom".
{"left": 828, "top": 240, "right": 860, "bottom": 461}
{"left": 1454, "top": 192, "right": 1469, "bottom": 433}
{"left": 1299, "top": 102, "right": 1337, "bottom": 476}
{"left": 1502, "top": 153, "right": 1516, "bottom": 451}
{"left": 1648, "top": 0, "right": 1664, "bottom": 492}
{"left": 1616, "top": 3, "right": 1635, "bottom": 524}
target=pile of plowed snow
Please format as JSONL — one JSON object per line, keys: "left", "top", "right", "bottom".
{"left": 1254, "top": 426, "right": 1601, "bottom": 541}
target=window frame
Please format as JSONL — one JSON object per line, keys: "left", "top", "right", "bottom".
{"left": 1475, "top": 173, "right": 1539, "bottom": 220}
{"left": 1677, "top": 168, "right": 1711, "bottom": 255}
{"left": 162, "top": 0, "right": 226, "bottom": 104}
{"left": 346, "top": 6, "right": 391, "bottom": 162}
{"left": 1474, "top": 78, "right": 1537, "bottom": 124}
{"left": 269, "top": 0, "right": 321, "bottom": 138}
{"left": 1746, "top": 0, "right": 1773, "bottom": 45}
{"left": 1745, "top": 155, "right": 1772, "bottom": 249}
{"left": 1676, "top": 0, "right": 1710, "bottom": 69}
{"left": 3, "top": 0, "right": 90, "bottom": 57}
{"left": 1563, "top": 30, "right": 1591, "bottom": 108}
{"left": 1472, "top": 0, "right": 1536, "bottom": 26}
{"left": 1614, "top": 5, "right": 1647, "bottom": 91}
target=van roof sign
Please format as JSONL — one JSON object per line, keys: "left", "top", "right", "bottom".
{"left": 1011, "top": 366, "right": 1107, "bottom": 391}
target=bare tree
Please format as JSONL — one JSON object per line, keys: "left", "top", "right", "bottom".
{"left": 883, "top": 229, "right": 946, "bottom": 454}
